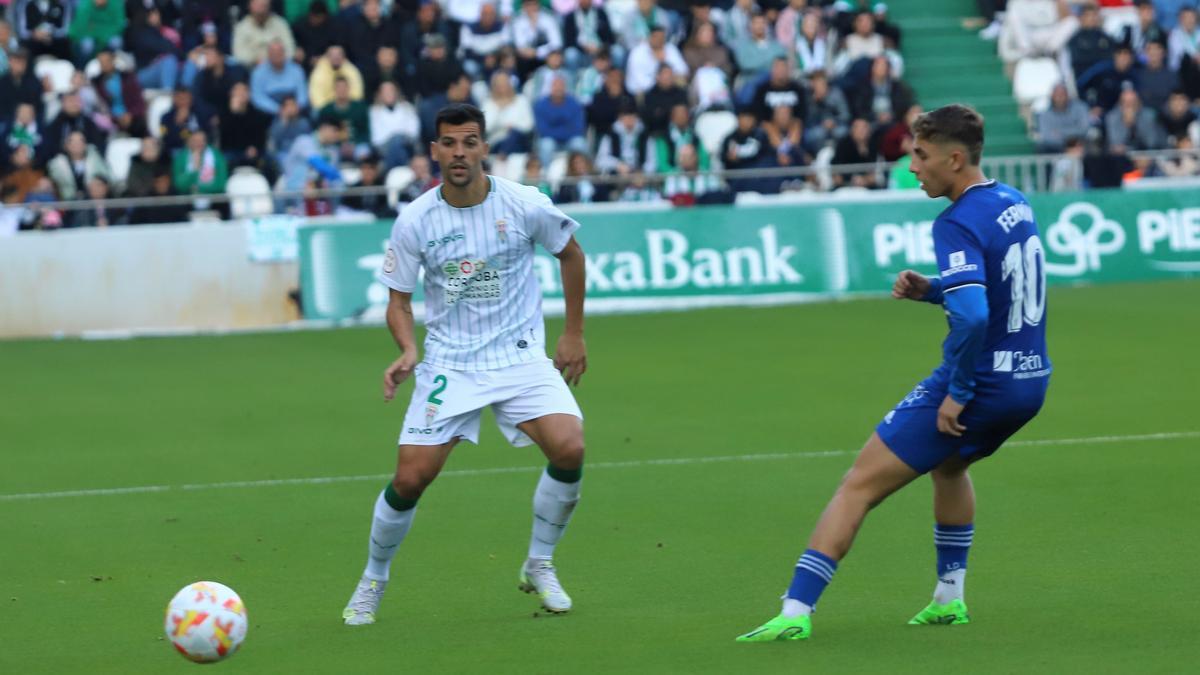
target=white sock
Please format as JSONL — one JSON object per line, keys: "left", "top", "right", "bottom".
{"left": 527, "top": 471, "right": 581, "bottom": 560}
{"left": 363, "top": 491, "right": 416, "bottom": 581}
{"left": 933, "top": 568, "right": 966, "bottom": 604}
{"left": 781, "top": 598, "right": 813, "bottom": 618}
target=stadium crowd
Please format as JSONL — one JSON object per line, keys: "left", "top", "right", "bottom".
{"left": 981, "top": 0, "right": 1200, "bottom": 186}
{"left": 0, "top": 0, "right": 919, "bottom": 229}
{"left": 3, "top": 1, "right": 1199, "bottom": 231}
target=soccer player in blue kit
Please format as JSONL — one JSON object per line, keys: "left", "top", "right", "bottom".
{"left": 738, "top": 105, "right": 1052, "bottom": 642}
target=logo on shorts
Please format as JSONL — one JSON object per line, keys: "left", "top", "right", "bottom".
{"left": 884, "top": 410, "right": 896, "bottom": 424}
{"left": 899, "top": 384, "right": 928, "bottom": 408}
{"left": 425, "top": 403, "right": 439, "bottom": 426}
{"left": 517, "top": 339, "right": 528, "bottom": 349}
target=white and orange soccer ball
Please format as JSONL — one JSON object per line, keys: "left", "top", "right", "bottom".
{"left": 164, "top": 581, "right": 248, "bottom": 663}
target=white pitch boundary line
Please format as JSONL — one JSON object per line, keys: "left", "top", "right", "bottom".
{"left": 2, "top": 431, "right": 1196, "bottom": 503}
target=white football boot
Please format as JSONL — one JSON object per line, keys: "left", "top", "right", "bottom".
{"left": 342, "top": 577, "right": 388, "bottom": 625}
{"left": 518, "top": 558, "right": 572, "bottom": 613}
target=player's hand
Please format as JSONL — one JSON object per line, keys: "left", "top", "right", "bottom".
{"left": 554, "top": 333, "right": 587, "bottom": 387}
{"left": 892, "top": 269, "right": 932, "bottom": 301}
{"left": 937, "top": 395, "right": 967, "bottom": 437}
{"left": 383, "top": 352, "right": 418, "bottom": 402}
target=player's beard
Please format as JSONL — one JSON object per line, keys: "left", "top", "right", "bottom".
{"left": 446, "top": 162, "right": 479, "bottom": 188}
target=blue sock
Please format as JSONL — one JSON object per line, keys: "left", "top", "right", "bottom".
{"left": 933, "top": 523, "right": 973, "bottom": 603}
{"left": 785, "top": 549, "right": 838, "bottom": 610}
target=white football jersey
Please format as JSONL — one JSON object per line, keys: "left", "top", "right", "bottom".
{"left": 377, "top": 175, "right": 580, "bottom": 371}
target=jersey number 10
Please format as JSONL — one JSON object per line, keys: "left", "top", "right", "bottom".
{"left": 1001, "top": 235, "right": 1047, "bottom": 333}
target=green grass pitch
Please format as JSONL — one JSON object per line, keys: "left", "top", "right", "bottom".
{"left": 2, "top": 280, "right": 1198, "bottom": 673}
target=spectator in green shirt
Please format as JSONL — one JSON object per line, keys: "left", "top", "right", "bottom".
{"left": 888, "top": 136, "right": 921, "bottom": 190}
{"left": 285, "top": 0, "right": 338, "bottom": 24}
{"left": 318, "top": 76, "right": 372, "bottom": 159}
{"left": 68, "top": 0, "right": 126, "bottom": 65}
{"left": 173, "top": 129, "right": 228, "bottom": 195}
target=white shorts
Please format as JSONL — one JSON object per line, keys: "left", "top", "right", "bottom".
{"left": 398, "top": 359, "right": 583, "bottom": 447}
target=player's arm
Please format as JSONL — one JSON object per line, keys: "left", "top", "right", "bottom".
{"left": 555, "top": 236, "right": 587, "bottom": 387}
{"left": 932, "top": 217, "right": 990, "bottom": 436}
{"left": 383, "top": 289, "right": 418, "bottom": 402}
{"left": 377, "top": 216, "right": 423, "bottom": 401}
{"left": 527, "top": 192, "right": 587, "bottom": 386}
{"left": 938, "top": 285, "right": 989, "bottom": 435}
{"left": 892, "top": 270, "right": 944, "bottom": 304}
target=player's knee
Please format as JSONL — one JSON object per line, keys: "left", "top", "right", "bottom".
{"left": 931, "top": 457, "right": 969, "bottom": 481}
{"left": 548, "top": 435, "right": 585, "bottom": 470}
{"left": 838, "top": 471, "right": 891, "bottom": 510}
{"left": 391, "top": 466, "right": 438, "bottom": 499}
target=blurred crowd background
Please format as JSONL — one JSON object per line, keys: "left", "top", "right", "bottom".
{"left": 0, "top": 0, "right": 1197, "bottom": 231}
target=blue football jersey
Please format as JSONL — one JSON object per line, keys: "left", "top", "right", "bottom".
{"left": 929, "top": 181, "right": 1051, "bottom": 396}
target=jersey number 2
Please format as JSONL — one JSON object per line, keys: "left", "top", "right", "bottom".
{"left": 1001, "top": 235, "right": 1047, "bottom": 333}
{"left": 428, "top": 375, "right": 448, "bottom": 405}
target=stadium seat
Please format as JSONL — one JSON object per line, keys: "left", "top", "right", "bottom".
{"left": 695, "top": 111, "right": 738, "bottom": 159}
{"left": 1013, "top": 57, "right": 1061, "bottom": 107}
{"left": 503, "top": 152, "right": 528, "bottom": 182}
{"left": 146, "top": 94, "right": 173, "bottom": 139}
{"left": 340, "top": 166, "right": 362, "bottom": 186}
{"left": 546, "top": 153, "right": 568, "bottom": 191}
{"left": 1102, "top": 7, "right": 1138, "bottom": 38}
{"left": 470, "top": 79, "right": 490, "bottom": 106}
{"left": 605, "top": 0, "right": 637, "bottom": 26}
{"left": 483, "top": 156, "right": 504, "bottom": 181}
{"left": 105, "top": 137, "right": 143, "bottom": 187}
{"left": 34, "top": 58, "right": 76, "bottom": 94}
{"left": 386, "top": 166, "right": 416, "bottom": 207}
{"left": 226, "top": 169, "right": 274, "bottom": 218}
{"left": 41, "top": 92, "right": 62, "bottom": 125}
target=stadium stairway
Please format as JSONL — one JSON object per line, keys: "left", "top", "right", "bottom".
{"left": 889, "top": 0, "right": 1035, "bottom": 156}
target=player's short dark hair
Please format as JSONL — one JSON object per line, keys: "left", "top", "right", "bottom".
{"left": 912, "top": 104, "right": 985, "bottom": 166}
{"left": 435, "top": 103, "right": 487, "bottom": 139}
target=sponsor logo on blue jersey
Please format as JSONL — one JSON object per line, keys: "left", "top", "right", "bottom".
{"left": 941, "top": 250, "right": 979, "bottom": 277}
{"left": 993, "top": 350, "right": 1050, "bottom": 379}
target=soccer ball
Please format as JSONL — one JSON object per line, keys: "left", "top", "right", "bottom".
{"left": 164, "top": 581, "right": 248, "bottom": 663}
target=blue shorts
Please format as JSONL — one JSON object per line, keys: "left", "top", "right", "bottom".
{"left": 875, "top": 380, "right": 1045, "bottom": 474}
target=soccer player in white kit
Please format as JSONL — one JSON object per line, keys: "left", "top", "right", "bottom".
{"left": 342, "top": 103, "right": 589, "bottom": 624}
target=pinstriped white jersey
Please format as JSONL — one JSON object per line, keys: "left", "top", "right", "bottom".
{"left": 376, "top": 176, "right": 580, "bottom": 372}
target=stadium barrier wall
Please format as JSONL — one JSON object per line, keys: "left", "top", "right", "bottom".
{"left": 298, "top": 187, "right": 1200, "bottom": 322}
{"left": 0, "top": 219, "right": 312, "bottom": 339}
{"left": 3, "top": 189, "right": 1197, "bottom": 338}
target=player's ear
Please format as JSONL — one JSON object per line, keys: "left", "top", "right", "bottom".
{"left": 949, "top": 147, "right": 966, "bottom": 173}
